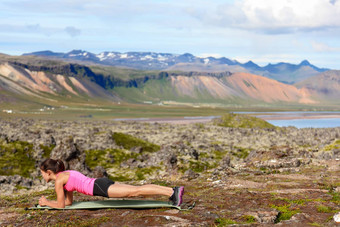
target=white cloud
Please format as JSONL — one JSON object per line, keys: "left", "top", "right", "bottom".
{"left": 64, "top": 26, "right": 81, "bottom": 37}
{"left": 188, "top": 0, "right": 340, "bottom": 34}
{"left": 312, "top": 41, "right": 340, "bottom": 52}
{"left": 0, "top": 23, "right": 81, "bottom": 38}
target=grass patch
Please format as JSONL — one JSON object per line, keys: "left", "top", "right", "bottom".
{"left": 214, "top": 113, "right": 276, "bottom": 129}
{"left": 85, "top": 148, "right": 138, "bottom": 169}
{"left": 323, "top": 139, "right": 340, "bottom": 151}
{"left": 40, "top": 144, "right": 56, "bottom": 158}
{"left": 328, "top": 191, "right": 339, "bottom": 205}
{"left": 54, "top": 215, "right": 111, "bottom": 226}
{"left": 215, "top": 218, "right": 237, "bottom": 226}
{"left": 112, "top": 132, "right": 160, "bottom": 153}
{"left": 242, "top": 215, "right": 256, "bottom": 223}
{"left": 272, "top": 197, "right": 312, "bottom": 206}
{"left": 0, "top": 189, "right": 55, "bottom": 206}
{"left": 270, "top": 204, "right": 300, "bottom": 223}
{"left": 0, "top": 140, "right": 36, "bottom": 177}
{"left": 230, "top": 147, "right": 250, "bottom": 159}
{"left": 85, "top": 148, "right": 162, "bottom": 181}
{"left": 135, "top": 166, "right": 162, "bottom": 180}
{"left": 188, "top": 160, "right": 215, "bottom": 173}
{"left": 180, "top": 150, "right": 229, "bottom": 173}
{"left": 316, "top": 205, "right": 335, "bottom": 213}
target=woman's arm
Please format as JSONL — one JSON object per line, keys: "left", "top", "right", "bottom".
{"left": 39, "top": 175, "right": 67, "bottom": 208}
{"left": 65, "top": 190, "right": 73, "bottom": 206}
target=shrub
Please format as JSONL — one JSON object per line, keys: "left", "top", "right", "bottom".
{"left": 214, "top": 113, "right": 276, "bottom": 129}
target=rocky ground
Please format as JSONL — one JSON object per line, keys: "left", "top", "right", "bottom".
{"left": 0, "top": 117, "right": 339, "bottom": 226}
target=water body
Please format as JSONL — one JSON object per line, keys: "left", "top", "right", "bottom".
{"left": 239, "top": 111, "right": 340, "bottom": 128}
{"left": 114, "top": 112, "right": 340, "bottom": 128}
{"left": 267, "top": 118, "right": 340, "bottom": 128}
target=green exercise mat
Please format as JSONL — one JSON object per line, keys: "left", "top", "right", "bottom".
{"left": 28, "top": 199, "right": 195, "bottom": 210}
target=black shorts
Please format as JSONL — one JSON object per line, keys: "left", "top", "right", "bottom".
{"left": 93, "top": 178, "right": 115, "bottom": 198}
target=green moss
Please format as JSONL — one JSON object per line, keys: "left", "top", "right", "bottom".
{"left": 85, "top": 148, "right": 138, "bottom": 169}
{"left": 0, "top": 189, "right": 55, "bottom": 206}
{"left": 0, "top": 140, "right": 36, "bottom": 177}
{"left": 40, "top": 144, "right": 56, "bottom": 158}
{"left": 323, "top": 139, "right": 340, "bottom": 151}
{"left": 230, "top": 147, "right": 250, "bottom": 159}
{"left": 242, "top": 215, "right": 256, "bottom": 223}
{"left": 309, "top": 223, "right": 322, "bottom": 227}
{"left": 179, "top": 150, "right": 229, "bottom": 174}
{"left": 215, "top": 218, "right": 237, "bottom": 226}
{"left": 135, "top": 166, "right": 161, "bottom": 180}
{"left": 15, "top": 185, "right": 29, "bottom": 190}
{"left": 85, "top": 148, "right": 163, "bottom": 181}
{"left": 109, "top": 174, "right": 133, "bottom": 182}
{"left": 270, "top": 204, "right": 300, "bottom": 223}
{"left": 150, "top": 180, "right": 171, "bottom": 187}
{"left": 188, "top": 160, "right": 213, "bottom": 173}
{"left": 195, "top": 123, "right": 205, "bottom": 129}
{"left": 273, "top": 197, "right": 312, "bottom": 206}
{"left": 328, "top": 191, "right": 339, "bottom": 205}
{"left": 54, "top": 216, "right": 110, "bottom": 226}
{"left": 113, "top": 132, "right": 160, "bottom": 152}
{"left": 316, "top": 205, "right": 335, "bottom": 213}
{"left": 213, "top": 150, "right": 229, "bottom": 160}
{"left": 214, "top": 113, "right": 276, "bottom": 129}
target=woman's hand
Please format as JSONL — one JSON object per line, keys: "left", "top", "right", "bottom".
{"left": 39, "top": 196, "right": 48, "bottom": 206}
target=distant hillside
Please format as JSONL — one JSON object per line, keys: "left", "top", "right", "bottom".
{"left": 114, "top": 71, "right": 316, "bottom": 105}
{"left": 295, "top": 70, "right": 340, "bottom": 103}
{"left": 0, "top": 61, "right": 119, "bottom": 105}
{"left": 1, "top": 54, "right": 338, "bottom": 109}
{"left": 23, "top": 50, "right": 329, "bottom": 84}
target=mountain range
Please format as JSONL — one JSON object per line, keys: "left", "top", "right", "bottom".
{"left": 24, "top": 50, "right": 329, "bottom": 84}
{"left": 0, "top": 51, "right": 339, "bottom": 110}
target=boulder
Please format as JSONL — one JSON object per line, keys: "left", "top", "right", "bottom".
{"left": 50, "top": 136, "right": 91, "bottom": 176}
{"left": 246, "top": 210, "right": 279, "bottom": 224}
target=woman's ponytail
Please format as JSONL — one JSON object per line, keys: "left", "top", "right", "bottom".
{"left": 56, "top": 159, "right": 65, "bottom": 173}
{"left": 40, "top": 159, "right": 65, "bottom": 173}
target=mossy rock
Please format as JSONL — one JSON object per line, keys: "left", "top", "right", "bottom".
{"left": 85, "top": 148, "right": 162, "bottom": 181}
{"left": 215, "top": 218, "right": 237, "bottom": 226}
{"left": 214, "top": 113, "right": 276, "bottom": 129}
{"left": 231, "top": 147, "right": 250, "bottom": 159}
{"left": 0, "top": 140, "right": 36, "bottom": 177}
{"left": 242, "top": 215, "right": 256, "bottom": 223}
{"left": 323, "top": 139, "right": 340, "bottom": 151}
{"left": 270, "top": 204, "right": 300, "bottom": 223}
{"left": 135, "top": 166, "right": 162, "bottom": 180}
{"left": 85, "top": 148, "right": 138, "bottom": 170}
{"left": 40, "top": 144, "right": 56, "bottom": 158}
{"left": 179, "top": 150, "right": 229, "bottom": 173}
{"left": 112, "top": 132, "right": 160, "bottom": 153}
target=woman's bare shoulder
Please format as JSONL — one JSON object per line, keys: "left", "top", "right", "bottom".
{"left": 56, "top": 171, "right": 70, "bottom": 184}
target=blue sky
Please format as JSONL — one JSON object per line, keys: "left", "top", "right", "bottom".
{"left": 1, "top": 0, "right": 340, "bottom": 69}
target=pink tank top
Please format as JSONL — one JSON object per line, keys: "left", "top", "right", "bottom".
{"left": 61, "top": 170, "right": 96, "bottom": 196}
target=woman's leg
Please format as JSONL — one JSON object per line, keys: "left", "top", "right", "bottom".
{"left": 107, "top": 183, "right": 174, "bottom": 198}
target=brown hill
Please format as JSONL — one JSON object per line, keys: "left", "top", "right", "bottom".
{"left": 0, "top": 62, "right": 117, "bottom": 102}
{"left": 295, "top": 70, "right": 340, "bottom": 103}
{"left": 170, "top": 72, "right": 316, "bottom": 104}
{"left": 0, "top": 57, "right": 324, "bottom": 106}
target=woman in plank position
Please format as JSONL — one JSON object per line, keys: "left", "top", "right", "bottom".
{"left": 39, "top": 158, "right": 184, "bottom": 208}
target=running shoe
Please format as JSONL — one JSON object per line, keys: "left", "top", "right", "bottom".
{"left": 169, "top": 186, "right": 184, "bottom": 206}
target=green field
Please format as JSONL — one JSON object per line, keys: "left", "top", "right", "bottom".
{"left": 1, "top": 98, "right": 339, "bottom": 121}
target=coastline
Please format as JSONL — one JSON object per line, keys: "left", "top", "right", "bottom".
{"left": 113, "top": 113, "right": 340, "bottom": 124}
{"left": 256, "top": 114, "right": 340, "bottom": 120}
